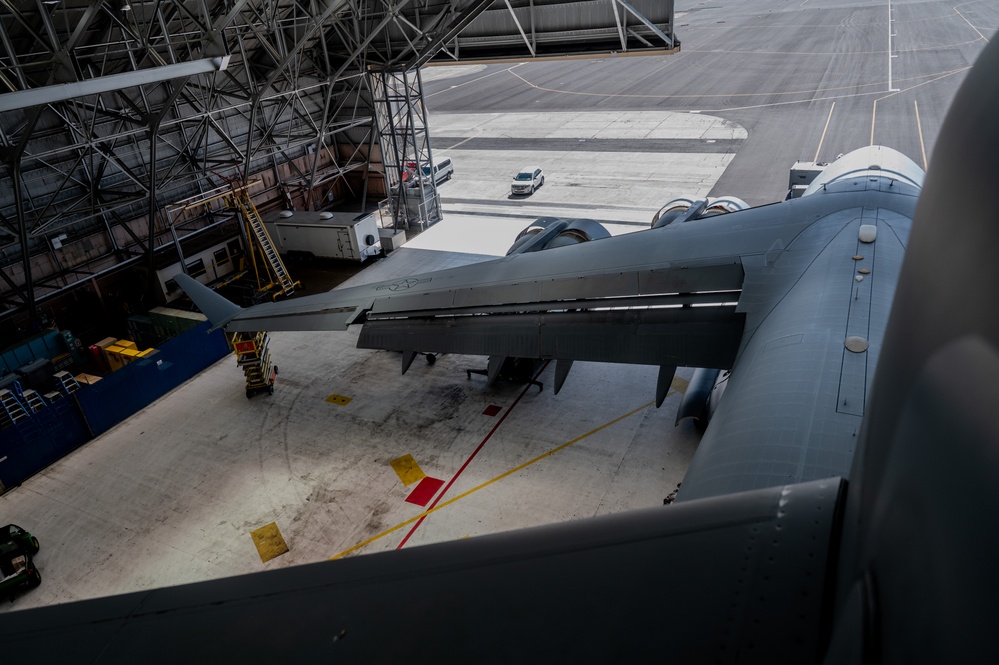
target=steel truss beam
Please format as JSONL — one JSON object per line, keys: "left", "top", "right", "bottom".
{"left": 0, "top": 0, "right": 675, "bottom": 325}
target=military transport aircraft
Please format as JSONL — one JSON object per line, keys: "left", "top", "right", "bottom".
{"left": 172, "top": 140, "right": 922, "bottom": 503}
{"left": 2, "top": 36, "right": 997, "bottom": 665}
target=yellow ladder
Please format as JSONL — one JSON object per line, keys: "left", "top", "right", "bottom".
{"left": 229, "top": 192, "right": 299, "bottom": 299}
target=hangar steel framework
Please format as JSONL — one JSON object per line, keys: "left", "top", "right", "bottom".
{"left": 0, "top": 0, "right": 675, "bottom": 330}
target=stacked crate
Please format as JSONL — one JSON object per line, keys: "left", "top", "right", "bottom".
{"left": 96, "top": 339, "right": 155, "bottom": 372}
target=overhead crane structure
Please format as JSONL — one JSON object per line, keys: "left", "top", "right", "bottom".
{"left": 0, "top": 0, "right": 676, "bottom": 331}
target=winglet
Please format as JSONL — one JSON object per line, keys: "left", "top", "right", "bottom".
{"left": 174, "top": 273, "right": 243, "bottom": 331}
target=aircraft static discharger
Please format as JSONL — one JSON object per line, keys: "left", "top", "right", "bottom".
{"left": 3, "top": 36, "right": 999, "bottom": 664}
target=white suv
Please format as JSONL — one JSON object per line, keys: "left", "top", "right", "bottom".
{"left": 511, "top": 167, "right": 544, "bottom": 195}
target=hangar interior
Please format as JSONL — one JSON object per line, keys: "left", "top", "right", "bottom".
{"left": 0, "top": 0, "right": 693, "bottom": 612}
{"left": 0, "top": 0, "right": 678, "bottom": 540}
{"left": 0, "top": 0, "right": 675, "bottom": 348}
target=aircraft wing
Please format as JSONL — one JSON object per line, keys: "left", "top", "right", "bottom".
{"left": 0, "top": 478, "right": 844, "bottom": 662}
{"left": 176, "top": 197, "right": 881, "bottom": 378}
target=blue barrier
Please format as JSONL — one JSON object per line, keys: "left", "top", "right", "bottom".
{"left": 0, "top": 321, "right": 230, "bottom": 492}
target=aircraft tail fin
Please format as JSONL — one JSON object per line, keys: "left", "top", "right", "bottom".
{"left": 174, "top": 273, "right": 242, "bottom": 331}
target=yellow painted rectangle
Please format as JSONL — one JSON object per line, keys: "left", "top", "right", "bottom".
{"left": 325, "top": 393, "right": 352, "bottom": 406}
{"left": 250, "top": 522, "right": 289, "bottom": 563}
{"left": 670, "top": 375, "right": 690, "bottom": 394}
{"left": 390, "top": 454, "right": 426, "bottom": 486}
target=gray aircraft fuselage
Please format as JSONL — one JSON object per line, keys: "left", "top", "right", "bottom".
{"left": 679, "top": 184, "right": 916, "bottom": 500}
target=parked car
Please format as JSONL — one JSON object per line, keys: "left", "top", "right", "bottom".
{"left": 511, "top": 167, "right": 544, "bottom": 195}
{"left": 0, "top": 525, "right": 41, "bottom": 595}
{"left": 422, "top": 157, "right": 454, "bottom": 184}
{"left": 403, "top": 157, "right": 454, "bottom": 188}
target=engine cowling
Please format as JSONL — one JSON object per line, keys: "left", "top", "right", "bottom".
{"left": 651, "top": 196, "right": 750, "bottom": 228}
{"left": 675, "top": 368, "right": 732, "bottom": 428}
{"left": 506, "top": 217, "right": 611, "bottom": 255}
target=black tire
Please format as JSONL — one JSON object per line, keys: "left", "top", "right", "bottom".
{"left": 246, "top": 390, "right": 253, "bottom": 399}
{"left": 30, "top": 536, "right": 39, "bottom": 555}
{"left": 268, "top": 385, "right": 274, "bottom": 395}
{"left": 540, "top": 176, "right": 545, "bottom": 187}
{"left": 426, "top": 353, "right": 436, "bottom": 365}
{"left": 273, "top": 366, "right": 279, "bottom": 375}
{"left": 531, "top": 185, "right": 536, "bottom": 194}
{"left": 27, "top": 567, "right": 41, "bottom": 588}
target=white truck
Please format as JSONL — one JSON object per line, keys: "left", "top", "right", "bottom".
{"left": 263, "top": 210, "right": 382, "bottom": 262}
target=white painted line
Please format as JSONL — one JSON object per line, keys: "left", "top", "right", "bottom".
{"left": 892, "top": 0, "right": 896, "bottom": 92}
{"left": 914, "top": 99, "right": 928, "bottom": 170}
{"left": 814, "top": 101, "right": 836, "bottom": 162}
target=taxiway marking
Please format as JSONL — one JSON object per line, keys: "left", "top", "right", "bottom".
{"left": 871, "top": 99, "right": 878, "bottom": 146}
{"left": 814, "top": 102, "right": 836, "bottom": 163}
{"left": 393, "top": 361, "right": 551, "bottom": 549}
{"left": 250, "top": 522, "right": 289, "bottom": 563}
{"left": 391, "top": 454, "right": 426, "bottom": 486}
{"left": 914, "top": 99, "right": 927, "bottom": 170}
{"left": 954, "top": 4, "right": 989, "bottom": 43}
{"left": 329, "top": 399, "right": 659, "bottom": 560}
{"left": 425, "top": 63, "right": 526, "bottom": 99}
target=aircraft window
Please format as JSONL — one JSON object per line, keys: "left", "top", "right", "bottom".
{"left": 185, "top": 258, "right": 206, "bottom": 277}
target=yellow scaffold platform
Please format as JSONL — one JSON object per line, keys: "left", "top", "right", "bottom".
{"left": 230, "top": 331, "right": 278, "bottom": 398}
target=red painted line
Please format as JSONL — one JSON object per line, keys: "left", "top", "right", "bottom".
{"left": 395, "top": 361, "right": 550, "bottom": 549}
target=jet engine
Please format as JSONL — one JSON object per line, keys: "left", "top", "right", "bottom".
{"left": 675, "top": 368, "right": 731, "bottom": 429}
{"left": 506, "top": 217, "right": 611, "bottom": 255}
{"left": 651, "top": 196, "right": 749, "bottom": 228}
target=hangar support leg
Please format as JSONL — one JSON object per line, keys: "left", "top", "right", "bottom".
{"left": 370, "top": 68, "right": 442, "bottom": 232}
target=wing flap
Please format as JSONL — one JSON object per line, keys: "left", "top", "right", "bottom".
{"left": 358, "top": 306, "right": 745, "bottom": 368}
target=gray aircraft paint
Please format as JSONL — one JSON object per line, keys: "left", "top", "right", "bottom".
{"left": 11, "top": 38, "right": 999, "bottom": 663}
{"left": 174, "top": 146, "right": 922, "bottom": 500}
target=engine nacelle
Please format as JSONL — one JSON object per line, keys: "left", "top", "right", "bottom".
{"left": 675, "top": 368, "right": 731, "bottom": 428}
{"left": 651, "top": 196, "right": 749, "bottom": 228}
{"left": 506, "top": 217, "right": 611, "bottom": 255}
{"left": 702, "top": 196, "right": 749, "bottom": 216}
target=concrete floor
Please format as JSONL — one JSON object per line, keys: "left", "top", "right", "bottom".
{"left": 0, "top": 111, "right": 713, "bottom": 612}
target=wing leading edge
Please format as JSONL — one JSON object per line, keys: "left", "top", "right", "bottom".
{"left": 175, "top": 193, "right": 889, "bottom": 379}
